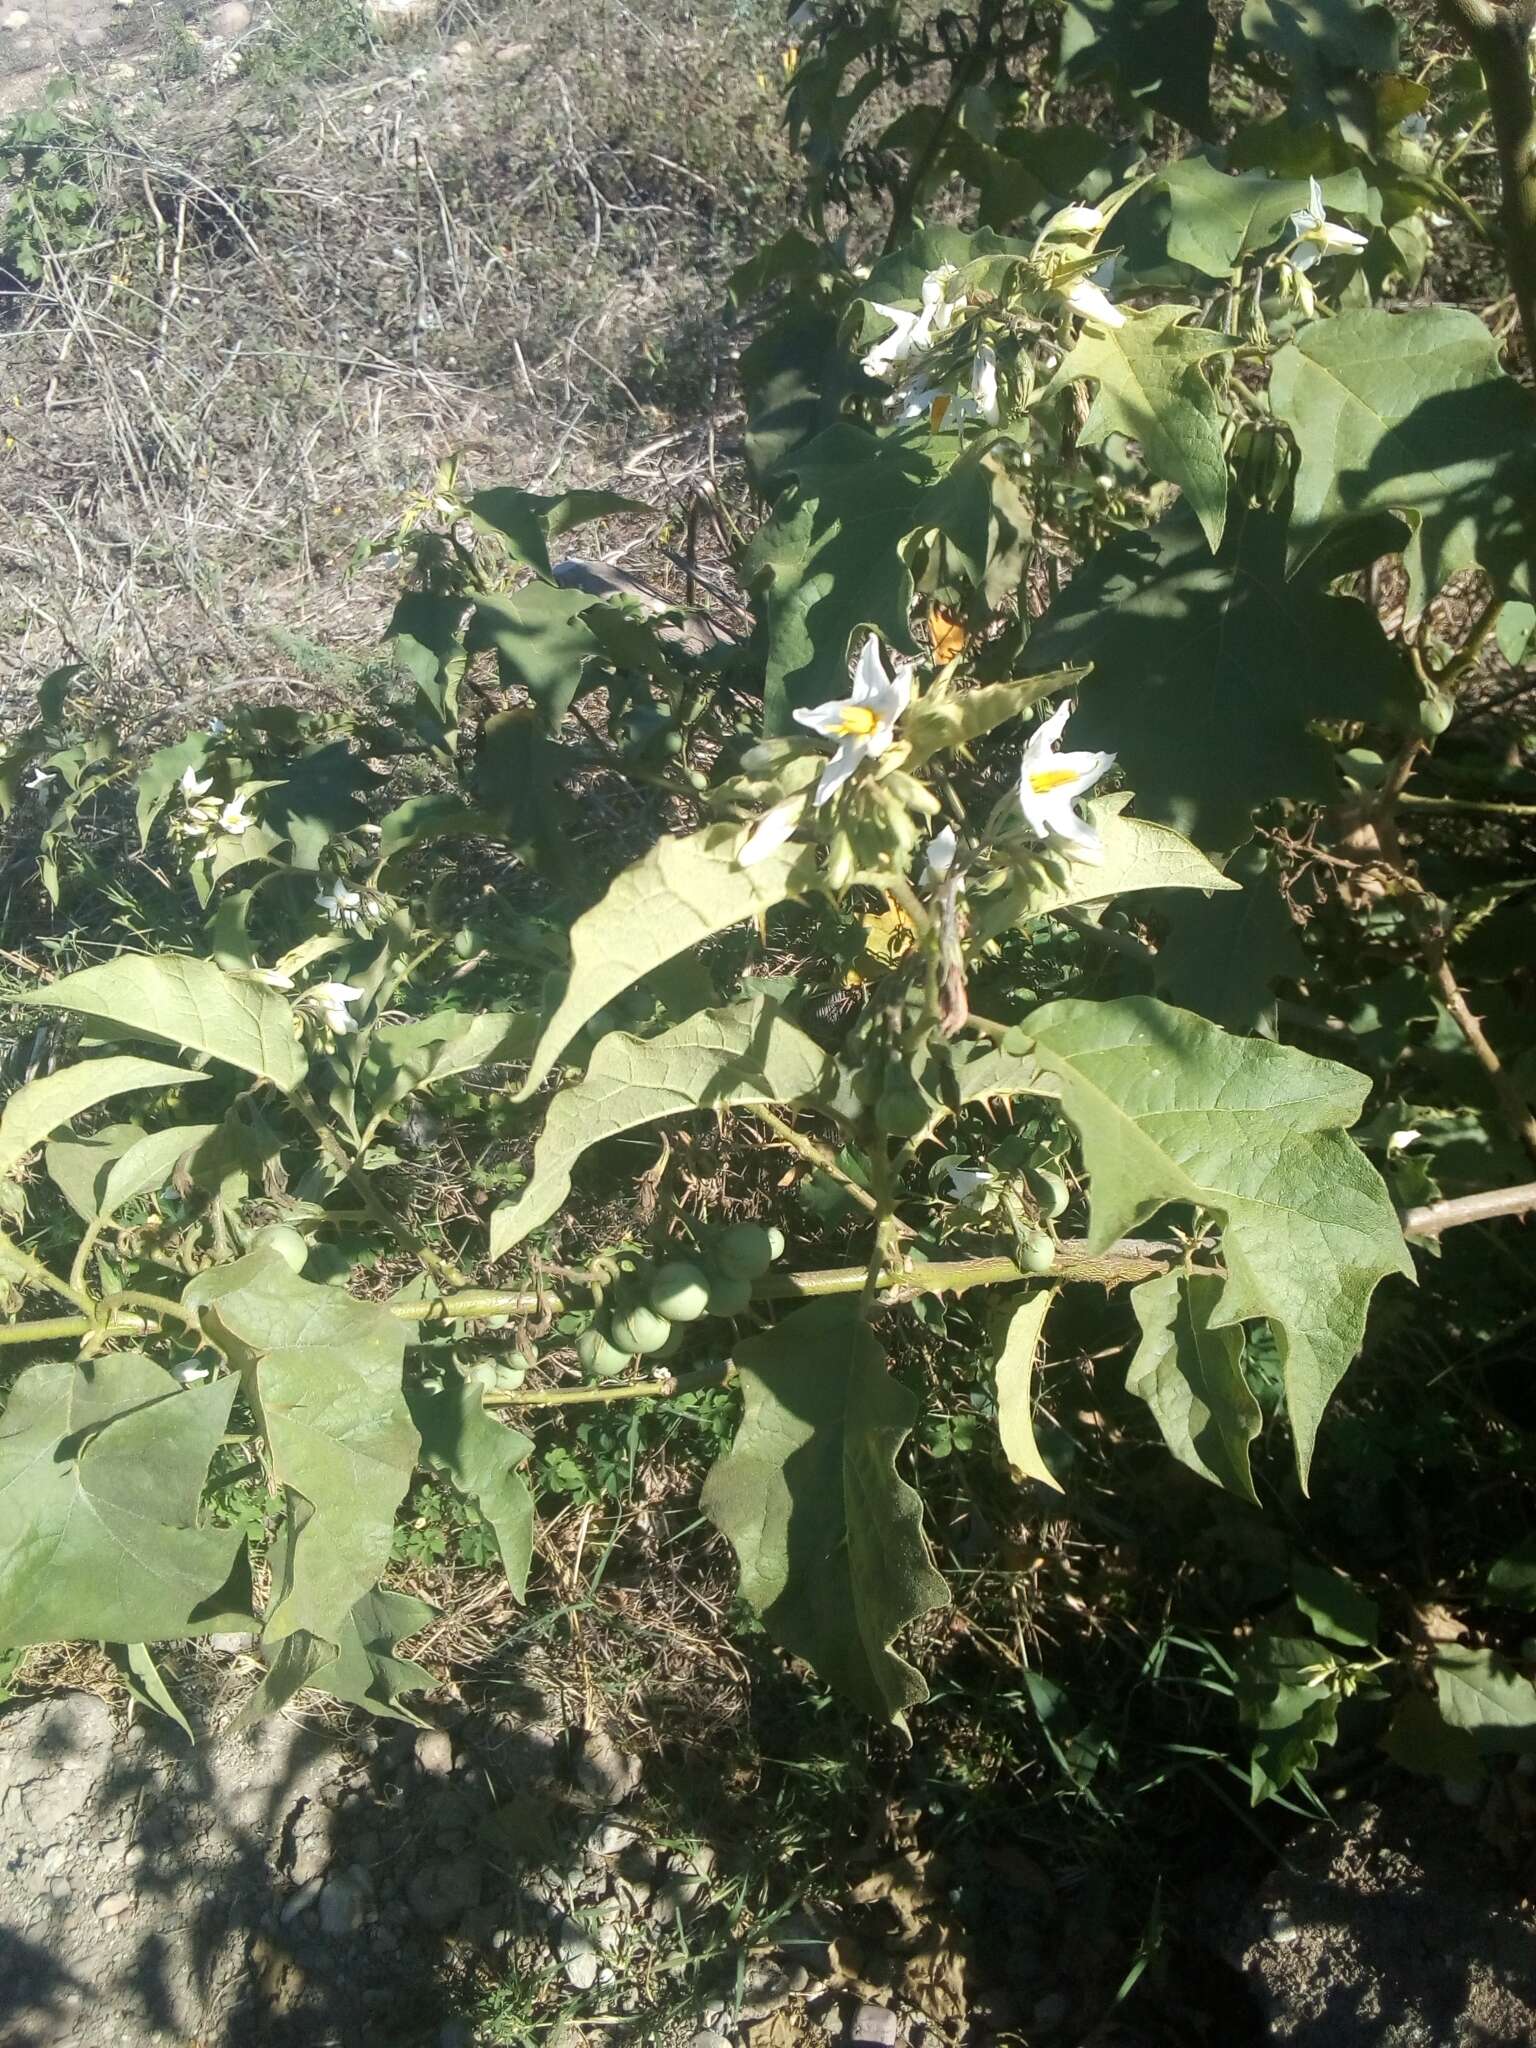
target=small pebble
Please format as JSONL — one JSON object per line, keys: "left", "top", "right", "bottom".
{"left": 95, "top": 1892, "right": 132, "bottom": 1920}
{"left": 850, "top": 2006, "right": 900, "bottom": 2047}
{"left": 2, "top": 10, "right": 31, "bottom": 28}
{"left": 415, "top": 1727, "right": 455, "bottom": 1776}
{"left": 1268, "top": 1908, "right": 1299, "bottom": 1944}
{"left": 281, "top": 1877, "right": 324, "bottom": 1926}
{"left": 206, "top": 0, "right": 249, "bottom": 31}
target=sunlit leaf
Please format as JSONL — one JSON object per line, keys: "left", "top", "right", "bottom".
{"left": 993, "top": 1290, "right": 1063, "bottom": 1491}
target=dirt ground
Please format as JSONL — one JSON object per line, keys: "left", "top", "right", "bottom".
{"left": 0, "top": 0, "right": 126, "bottom": 116}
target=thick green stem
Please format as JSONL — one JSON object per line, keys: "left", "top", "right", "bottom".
{"left": 1398, "top": 791, "right": 1536, "bottom": 820}
{"left": 1437, "top": 0, "right": 1536, "bottom": 370}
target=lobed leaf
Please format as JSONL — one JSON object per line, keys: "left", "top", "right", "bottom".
{"left": 493, "top": 997, "right": 833, "bottom": 1256}
{"left": 406, "top": 1379, "right": 534, "bottom": 1601}
{"left": 1127, "top": 1270, "right": 1260, "bottom": 1501}
{"left": 0, "top": 1054, "right": 201, "bottom": 1188}
{"left": 1021, "top": 996, "right": 1412, "bottom": 1484}
{"left": 701, "top": 1303, "right": 949, "bottom": 1726}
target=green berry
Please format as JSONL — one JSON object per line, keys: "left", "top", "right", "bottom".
{"left": 764, "top": 1226, "right": 786, "bottom": 1262}
{"left": 608, "top": 1303, "right": 674, "bottom": 1355}
{"left": 1018, "top": 1228, "right": 1056, "bottom": 1276}
{"left": 716, "top": 1223, "right": 775, "bottom": 1279}
{"left": 706, "top": 1271, "right": 754, "bottom": 1317}
{"left": 1026, "top": 1167, "right": 1070, "bottom": 1221}
{"left": 576, "top": 1329, "right": 632, "bottom": 1379}
{"left": 875, "top": 1083, "right": 929, "bottom": 1138}
{"left": 255, "top": 1224, "right": 307, "bottom": 1274}
{"left": 648, "top": 1259, "right": 710, "bottom": 1323}
{"left": 1414, "top": 691, "right": 1454, "bottom": 739}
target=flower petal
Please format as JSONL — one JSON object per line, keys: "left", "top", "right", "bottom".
{"left": 814, "top": 736, "right": 867, "bottom": 805}
{"left": 738, "top": 798, "right": 805, "bottom": 868}
{"left": 794, "top": 697, "right": 856, "bottom": 738}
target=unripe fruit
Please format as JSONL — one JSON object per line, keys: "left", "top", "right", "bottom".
{"left": 608, "top": 1303, "right": 673, "bottom": 1355}
{"left": 1026, "top": 1167, "right": 1070, "bottom": 1220}
{"left": 1415, "top": 691, "right": 1454, "bottom": 739}
{"left": 765, "top": 1226, "right": 786, "bottom": 1261}
{"left": 1018, "top": 1227, "right": 1056, "bottom": 1275}
{"left": 576, "top": 1328, "right": 631, "bottom": 1379}
{"left": 256, "top": 1224, "right": 307, "bottom": 1273}
{"left": 716, "top": 1222, "right": 776, "bottom": 1279}
{"left": 706, "top": 1271, "right": 754, "bottom": 1317}
{"left": 648, "top": 1259, "right": 710, "bottom": 1323}
{"left": 875, "top": 1083, "right": 929, "bottom": 1138}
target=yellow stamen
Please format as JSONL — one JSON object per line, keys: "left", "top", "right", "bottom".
{"left": 1029, "top": 767, "right": 1080, "bottom": 794}
{"left": 833, "top": 705, "right": 881, "bottom": 738}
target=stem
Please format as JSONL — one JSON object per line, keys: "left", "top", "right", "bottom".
{"left": 294, "top": 1097, "right": 468, "bottom": 1290}
{"left": 0, "top": 1230, "right": 94, "bottom": 1315}
{"left": 749, "top": 1106, "right": 880, "bottom": 1214}
{"left": 881, "top": 2, "right": 1000, "bottom": 255}
{"left": 1401, "top": 1181, "right": 1536, "bottom": 1235}
{"left": 483, "top": 1362, "right": 732, "bottom": 1409}
{"left": 1397, "top": 791, "right": 1536, "bottom": 820}
{"left": 0, "top": 1313, "right": 155, "bottom": 1348}
{"left": 1436, "top": 0, "right": 1536, "bottom": 371}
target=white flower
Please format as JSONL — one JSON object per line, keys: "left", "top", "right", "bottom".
{"left": 1386, "top": 1127, "right": 1421, "bottom": 1158}
{"left": 863, "top": 302, "right": 927, "bottom": 380}
{"left": 1041, "top": 202, "right": 1105, "bottom": 237}
{"left": 1289, "top": 177, "right": 1369, "bottom": 268}
{"left": 172, "top": 1361, "right": 210, "bottom": 1385}
{"left": 964, "top": 343, "right": 1000, "bottom": 425}
{"left": 313, "top": 980, "right": 365, "bottom": 1036}
{"left": 1017, "top": 701, "right": 1115, "bottom": 863}
{"left": 1060, "top": 273, "right": 1124, "bottom": 328}
{"left": 316, "top": 879, "right": 363, "bottom": 927}
{"left": 793, "top": 638, "right": 913, "bottom": 805}
{"left": 893, "top": 372, "right": 951, "bottom": 424}
{"left": 180, "top": 765, "right": 214, "bottom": 801}
{"left": 217, "top": 792, "right": 255, "bottom": 835}
{"left": 23, "top": 765, "right": 55, "bottom": 791}
{"left": 207, "top": 716, "right": 229, "bottom": 737}
{"left": 946, "top": 1162, "right": 992, "bottom": 1202}
{"left": 923, "top": 824, "right": 958, "bottom": 885}
{"left": 918, "top": 262, "right": 961, "bottom": 342}
{"left": 738, "top": 795, "right": 808, "bottom": 869}
{"left": 1278, "top": 255, "right": 1319, "bottom": 319}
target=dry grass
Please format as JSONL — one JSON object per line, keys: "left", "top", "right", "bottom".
{"left": 0, "top": 0, "right": 790, "bottom": 734}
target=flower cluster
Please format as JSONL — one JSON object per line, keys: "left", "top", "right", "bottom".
{"left": 174, "top": 765, "right": 259, "bottom": 862}
{"left": 861, "top": 264, "right": 1001, "bottom": 431}
{"left": 295, "top": 979, "right": 365, "bottom": 1041}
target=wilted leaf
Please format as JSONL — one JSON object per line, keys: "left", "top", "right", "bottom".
{"left": 1021, "top": 997, "right": 1412, "bottom": 1483}
{"left": 993, "top": 1291, "right": 1063, "bottom": 1491}
{"left": 493, "top": 998, "right": 833, "bottom": 1256}
{"left": 1127, "top": 1270, "right": 1260, "bottom": 1500}
{"left": 0, "top": 1354, "right": 248, "bottom": 1646}
{"left": 514, "top": 824, "right": 807, "bottom": 1103}
{"left": 23, "top": 956, "right": 307, "bottom": 1093}
{"left": 701, "top": 1303, "right": 949, "bottom": 1726}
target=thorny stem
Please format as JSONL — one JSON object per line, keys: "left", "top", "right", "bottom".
{"left": 1435, "top": 0, "right": 1536, "bottom": 372}
{"left": 748, "top": 1105, "right": 880, "bottom": 1214}
{"left": 882, "top": 0, "right": 1002, "bottom": 255}
{"left": 1397, "top": 791, "right": 1536, "bottom": 820}
{"left": 2, "top": 1197, "right": 1533, "bottom": 1355}
{"left": 294, "top": 1096, "right": 469, "bottom": 1290}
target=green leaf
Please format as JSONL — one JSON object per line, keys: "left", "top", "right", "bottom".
{"left": 46, "top": 1126, "right": 144, "bottom": 1223}
{"left": 1027, "top": 500, "right": 1415, "bottom": 849}
{"left": 1237, "top": 1631, "right": 1340, "bottom": 1801}
{"left": 1270, "top": 308, "right": 1536, "bottom": 608}
{"left": 0, "top": 1355, "right": 249, "bottom": 1646}
{"left": 993, "top": 1291, "right": 1063, "bottom": 1491}
{"left": 464, "top": 584, "right": 610, "bottom": 726}
{"left": 22, "top": 956, "right": 307, "bottom": 1093}
{"left": 406, "top": 1380, "right": 534, "bottom": 1601}
{"left": 1127, "top": 1270, "right": 1260, "bottom": 1500}
{"left": 493, "top": 997, "right": 833, "bottom": 1256}
{"left": 106, "top": 1641, "right": 193, "bottom": 1739}
{"left": 1241, "top": 0, "right": 1398, "bottom": 82}
{"left": 0, "top": 1054, "right": 202, "bottom": 1186}
{"left": 377, "top": 793, "right": 493, "bottom": 863}
{"left": 1380, "top": 1688, "right": 1483, "bottom": 1780}
{"left": 1049, "top": 307, "right": 1234, "bottom": 549}
{"left": 1432, "top": 1646, "right": 1536, "bottom": 1755}
{"left": 514, "top": 822, "right": 807, "bottom": 1104}
{"left": 233, "top": 1584, "right": 435, "bottom": 1727}
{"left": 1058, "top": 0, "right": 1215, "bottom": 133}
{"left": 976, "top": 793, "right": 1238, "bottom": 939}
{"left": 387, "top": 592, "right": 470, "bottom": 745}
{"left": 1021, "top": 996, "right": 1412, "bottom": 1483}
{"left": 187, "top": 1252, "right": 418, "bottom": 1649}
{"left": 700, "top": 1302, "right": 949, "bottom": 1725}
{"left": 1154, "top": 840, "right": 1306, "bottom": 1034}
{"left": 1292, "top": 1559, "right": 1378, "bottom": 1647}
{"left": 1488, "top": 1536, "right": 1536, "bottom": 1611}
{"left": 1157, "top": 158, "right": 1373, "bottom": 277}
{"left": 744, "top": 423, "right": 1003, "bottom": 730}
{"left": 365, "top": 1011, "right": 535, "bottom": 1124}
{"left": 466, "top": 486, "right": 648, "bottom": 580}
{"left": 97, "top": 1124, "right": 221, "bottom": 1222}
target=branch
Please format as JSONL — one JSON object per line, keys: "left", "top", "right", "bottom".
{"left": 1436, "top": 0, "right": 1536, "bottom": 371}
{"left": 1401, "top": 1180, "right": 1536, "bottom": 1236}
